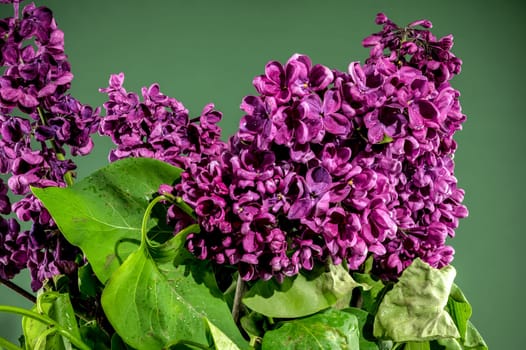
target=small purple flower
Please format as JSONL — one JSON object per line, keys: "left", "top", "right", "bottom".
{"left": 238, "top": 95, "right": 277, "bottom": 147}
{"left": 253, "top": 54, "right": 333, "bottom": 103}
{"left": 0, "top": 179, "right": 11, "bottom": 215}
{"left": 288, "top": 166, "right": 332, "bottom": 220}
{"left": 252, "top": 57, "right": 305, "bottom": 103}
{"left": 273, "top": 97, "right": 324, "bottom": 146}
{"left": 0, "top": 218, "right": 26, "bottom": 280}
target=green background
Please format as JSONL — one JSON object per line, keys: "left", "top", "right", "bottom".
{"left": 1, "top": 0, "right": 524, "bottom": 348}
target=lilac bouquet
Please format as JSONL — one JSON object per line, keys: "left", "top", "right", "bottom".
{"left": 0, "top": 1, "right": 487, "bottom": 349}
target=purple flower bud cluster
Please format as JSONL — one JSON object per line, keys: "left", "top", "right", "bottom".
{"left": 99, "top": 73, "right": 229, "bottom": 239}
{"left": 180, "top": 13, "right": 468, "bottom": 281}
{"left": 0, "top": 2, "right": 99, "bottom": 290}
{"left": 99, "top": 73, "right": 226, "bottom": 169}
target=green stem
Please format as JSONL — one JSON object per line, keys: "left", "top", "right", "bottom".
{"left": 0, "top": 304, "right": 54, "bottom": 325}
{"left": 231, "top": 274, "right": 245, "bottom": 324}
{"left": 0, "top": 305, "right": 90, "bottom": 350}
{"left": 56, "top": 152, "right": 75, "bottom": 186}
{"left": 146, "top": 193, "right": 196, "bottom": 223}
{"left": 34, "top": 327, "right": 59, "bottom": 349}
{"left": 175, "top": 223, "right": 200, "bottom": 238}
{"left": 0, "top": 337, "right": 23, "bottom": 350}
{"left": 141, "top": 195, "right": 170, "bottom": 246}
{"left": 55, "top": 328, "right": 90, "bottom": 349}
{"left": 174, "top": 196, "right": 197, "bottom": 220}
{"left": 249, "top": 336, "right": 260, "bottom": 349}
{"left": 114, "top": 238, "right": 142, "bottom": 264}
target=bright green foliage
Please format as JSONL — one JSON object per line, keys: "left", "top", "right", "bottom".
{"left": 405, "top": 342, "right": 431, "bottom": 350}
{"left": 206, "top": 318, "right": 242, "bottom": 350}
{"left": 243, "top": 263, "right": 360, "bottom": 318}
{"left": 343, "top": 307, "right": 379, "bottom": 350}
{"left": 446, "top": 284, "right": 472, "bottom": 342}
{"left": 22, "top": 292, "right": 81, "bottom": 350}
{"left": 32, "top": 158, "right": 182, "bottom": 283}
{"left": 445, "top": 285, "right": 487, "bottom": 349}
{"left": 101, "top": 232, "right": 247, "bottom": 350}
{"left": 261, "top": 309, "right": 360, "bottom": 349}
{"left": 25, "top": 157, "right": 489, "bottom": 350}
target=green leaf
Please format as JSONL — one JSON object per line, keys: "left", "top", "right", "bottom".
{"left": 445, "top": 284, "right": 471, "bottom": 341}
{"left": 432, "top": 338, "right": 463, "bottom": 350}
{"left": 240, "top": 311, "right": 267, "bottom": 339}
{"left": 79, "top": 323, "right": 111, "bottom": 350}
{"left": 110, "top": 334, "right": 134, "bottom": 350}
{"left": 444, "top": 285, "right": 487, "bottom": 349}
{"left": 32, "top": 157, "right": 182, "bottom": 283}
{"left": 22, "top": 292, "right": 81, "bottom": 350}
{"left": 377, "top": 134, "right": 394, "bottom": 144}
{"left": 432, "top": 332, "right": 489, "bottom": 350}
{"left": 405, "top": 342, "right": 431, "bottom": 350}
{"left": 101, "top": 234, "right": 248, "bottom": 350}
{"left": 443, "top": 284, "right": 488, "bottom": 349}
{"left": 205, "top": 318, "right": 242, "bottom": 350}
{"left": 463, "top": 321, "right": 488, "bottom": 350}
{"left": 352, "top": 272, "right": 388, "bottom": 314}
{"left": 77, "top": 263, "right": 101, "bottom": 298}
{"left": 343, "top": 307, "right": 378, "bottom": 350}
{"left": 373, "top": 258, "right": 460, "bottom": 342}
{"left": 243, "top": 263, "right": 359, "bottom": 318}
{"left": 261, "top": 309, "right": 360, "bottom": 350}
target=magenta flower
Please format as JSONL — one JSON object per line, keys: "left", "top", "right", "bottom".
{"left": 288, "top": 166, "right": 332, "bottom": 220}
{"left": 253, "top": 54, "right": 333, "bottom": 103}
{"left": 99, "top": 13, "right": 469, "bottom": 284}
{"left": 0, "top": 2, "right": 100, "bottom": 290}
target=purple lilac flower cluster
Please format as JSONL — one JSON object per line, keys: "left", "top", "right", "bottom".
{"left": 99, "top": 73, "right": 226, "bottom": 169}
{"left": 0, "top": 2, "right": 99, "bottom": 290}
{"left": 180, "top": 14, "right": 468, "bottom": 281}
{"left": 99, "top": 13, "right": 467, "bottom": 282}
{"left": 99, "top": 73, "right": 228, "bottom": 234}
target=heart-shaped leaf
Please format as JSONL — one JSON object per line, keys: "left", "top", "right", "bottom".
{"left": 101, "top": 233, "right": 248, "bottom": 350}
{"left": 32, "top": 157, "right": 182, "bottom": 283}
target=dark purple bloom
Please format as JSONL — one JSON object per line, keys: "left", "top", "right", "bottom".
{"left": 101, "top": 14, "right": 468, "bottom": 284}
{"left": 100, "top": 73, "right": 225, "bottom": 168}
{"left": 288, "top": 166, "right": 332, "bottom": 220}
{"left": 238, "top": 95, "right": 277, "bottom": 147}
{"left": 0, "top": 179, "right": 11, "bottom": 215}
{"left": 0, "top": 218, "right": 26, "bottom": 280}
{"left": 0, "top": 2, "right": 99, "bottom": 290}
{"left": 253, "top": 54, "right": 333, "bottom": 103}
{"left": 252, "top": 58, "right": 303, "bottom": 103}
{"left": 273, "top": 97, "right": 324, "bottom": 146}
